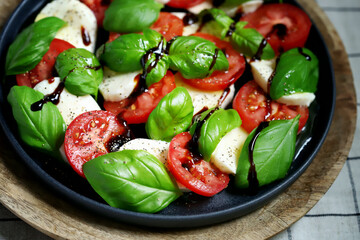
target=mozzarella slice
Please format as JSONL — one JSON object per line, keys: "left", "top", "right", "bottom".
{"left": 219, "top": 0, "right": 263, "bottom": 17}
{"left": 34, "top": 77, "right": 101, "bottom": 126}
{"left": 175, "top": 74, "right": 235, "bottom": 114}
{"left": 210, "top": 127, "right": 248, "bottom": 174}
{"left": 170, "top": 12, "right": 200, "bottom": 36}
{"left": 99, "top": 67, "right": 140, "bottom": 102}
{"left": 35, "top": 0, "right": 97, "bottom": 52}
{"left": 119, "top": 138, "right": 189, "bottom": 192}
{"left": 188, "top": 0, "right": 214, "bottom": 14}
{"left": 250, "top": 58, "right": 315, "bottom": 106}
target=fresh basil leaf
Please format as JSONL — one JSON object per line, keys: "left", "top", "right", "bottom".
{"left": 7, "top": 86, "right": 66, "bottom": 159}
{"left": 190, "top": 108, "right": 241, "bottom": 161}
{"left": 216, "top": 0, "right": 252, "bottom": 7}
{"left": 235, "top": 116, "right": 299, "bottom": 189}
{"left": 103, "top": 0, "right": 163, "bottom": 33}
{"left": 55, "top": 48, "right": 103, "bottom": 99}
{"left": 168, "top": 36, "right": 229, "bottom": 79}
{"left": 199, "top": 8, "right": 234, "bottom": 39}
{"left": 99, "top": 29, "right": 163, "bottom": 73}
{"left": 146, "top": 87, "right": 194, "bottom": 142}
{"left": 83, "top": 150, "right": 181, "bottom": 213}
{"left": 231, "top": 21, "right": 275, "bottom": 60}
{"left": 270, "top": 48, "right": 319, "bottom": 100}
{"left": 144, "top": 55, "right": 170, "bottom": 87}
{"left": 5, "top": 17, "right": 66, "bottom": 75}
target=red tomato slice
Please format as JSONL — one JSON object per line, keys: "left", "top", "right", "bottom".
{"left": 241, "top": 3, "right": 312, "bottom": 55}
{"left": 167, "top": 132, "right": 230, "bottom": 197}
{"left": 267, "top": 102, "right": 309, "bottom": 133}
{"left": 80, "top": 0, "right": 112, "bottom": 27}
{"left": 16, "top": 39, "right": 75, "bottom": 88}
{"left": 233, "top": 80, "right": 269, "bottom": 133}
{"left": 166, "top": 0, "right": 205, "bottom": 9}
{"left": 233, "top": 80, "right": 309, "bottom": 133}
{"left": 151, "top": 12, "right": 184, "bottom": 41}
{"left": 104, "top": 71, "right": 176, "bottom": 124}
{"left": 178, "top": 32, "right": 245, "bottom": 91}
{"left": 108, "top": 12, "right": 184, "bottom": 42}
{"left": 64, "top": 110, "right": 128, "bottom": 178}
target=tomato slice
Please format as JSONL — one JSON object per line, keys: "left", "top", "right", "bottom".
{"left": 233, "top": 80, "right": 309, "bottom": 133}
{"left": 104, "top": 71, "right": 176, "bottom": 124}
{"left": 151, "top": 12, "right": 184, "bottom": 41}
{"left": 166, "top": 0, "right": 205, "bottom": 9}
{"left": 80, "top": 0, "right": 112, "bottom": 27}
{"left": 178, "top": 32, "right": 245, "bottom": 91}
{"left": 64, "top": 110, "right": 129, "bottom": 178}
{"left": 241, "top": 3, "right": 312, "bottom": 55}
{"left": 233, "top": 80, "right": 269, "bottom": 133}
{"left": 167, "top": 132, "right": 230, "bottom": 197}
{"left": 16, "top": 39, "right": 75, "bottom": 88}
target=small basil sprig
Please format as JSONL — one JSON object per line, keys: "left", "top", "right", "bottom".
{"left": 146, "top": 87, "right": 194, "bottom": 142}
{"left": 103, "top": 0, "right": 163, "bottom": 33}
{"left": 7, "top": 86, "right": 66, "bottom": 159}
{"left": 199, "top": 8, "right": 275, "bottom": 60}
{"left": 83, "top": 150, "right": 182, "bottom": 213}
{"left": 270, "top": 48, "right": 319, "bottom": 100}
{"left": 168, "top": 36, "right": 229, "bottom": 79}
{"left": 5, "top": 17, "right": 66, "bottom": 75}
{"left": 235, "top": 116, "right": 299, "bottom": 189}
{"left": 190, "top": 108, "right": 241, "bottom": 161}
{"left": 100, "top": 29, "right": 229, "bottom": 85}
{"left": 199, "top": 8, "right": 235, "bottom": 39}
{"left": 231, "top": 21, "right": 275, "bottom": 60}
{"left": 55, "top": 48, "right": 103, "bottom": 99}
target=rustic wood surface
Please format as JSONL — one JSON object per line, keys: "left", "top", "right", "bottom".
{"left": 0, "top": 0, "right": 356, "bottom": 239}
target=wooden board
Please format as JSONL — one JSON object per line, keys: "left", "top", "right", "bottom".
{"left": 0, "top": 0, "right": 356, "bottom": 239}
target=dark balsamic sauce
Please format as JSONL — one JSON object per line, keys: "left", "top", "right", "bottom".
{"left": 105, "top": 118, "right": 134, "bottom": 152}
{"left": 140, "top": 37, "right": 166, "bottom": 82}
{"left": 100, "top": 0, "right": 111, "bottom": 6}
{"left": 298, "top": 47, "right": 312, "bottom": 61}
{"left": 212, "top": 0, "right": 225, "bottom": 7}
{"left": 247, "top": 121, "right": 269, "bottom": 192}
{"left": 81, "top": 26, "right": 91, "bottom": 46}
{"left": 209, "top": 48, "right": 220, "bottom": 71}
{"left": 226, "top": 22, "right": 236, "bottom": 37}
{"left": 218, "top": 87, "right": 230, "bottom": 106}
{"left": 183, "top": 12, "right": 199, "bottom": 26}
{"left": 31, "top": 81, "right": 65, "bottom": 111}
{"left": 252, "top": 38, "right": 268, "bottom": 61}
{"left": 266, "top": 56, "right": 280, "bottom": 95}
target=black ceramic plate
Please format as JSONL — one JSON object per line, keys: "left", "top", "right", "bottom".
{"left": 0, "top": 0, "right": 335, "bottom": 228}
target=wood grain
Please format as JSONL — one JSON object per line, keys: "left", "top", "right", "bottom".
{"left": 0, "top": 0, "right": 356, "bottom": 239}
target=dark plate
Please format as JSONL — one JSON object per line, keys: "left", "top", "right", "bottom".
{"left": 0, "top": 0, "right": 335, "bottom": 228}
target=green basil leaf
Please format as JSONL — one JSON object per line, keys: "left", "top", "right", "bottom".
{"left": 270, "top": 48, "right": 319, "bottom": 100}
{"left": 7, "top": 86, "right": 66, "bottom": 159}
{"left": 103, "top": 0, "right": 163, "bottom": 33}
{"left": 55, "top": 48, "right": 103, "bottom": 99}
{"left": 83, "top": 150, "right": 181, "bottom": 213}
{"left": 5, "top": 17, "right": 66, "bottom": 75}
{"left": 168, "top": 36, "right": 229, "bottom": 79}
{"left": 99, "top": 29, "right": 163, "bottom": 73}
{"left": 190, "top": 108, "right": 241, "bottom": 161}
{"left": 235, "top": 116, "right": 299, "bottom": 189}
{"left": 217, "top": 0, "right": 252, "bottom": 7}
{"left": 144, "top": 55, "right": 170, "bottom": 87}
{"left": 199, "top": 8, "right": 234, "bottom": 39}
{"left": 231, "top": 21, "right": 275, "bottom": 60}
{"left": 146, "top": 87, "right": 194, "bottom": 142}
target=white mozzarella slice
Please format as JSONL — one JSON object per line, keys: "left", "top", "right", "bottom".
{"left": 175, "top": 75, "right": 235, "bottom": 114}
{"left": 188, "top": 0, "right": 214, "bottom": 14}
{"left": 170, "top": 12, "right": 200, "bottom": 36}
{"left": 34, "top": 77, "right": 101, "bottom": 126}
{"left": 220, "top": 0, "right": 263, "bottom": 17}
{"left": 119, "top": 138, "right": 170, "bottom": 164}
{"left": 250, "top": 58, "right": 315, "bottom": 106}
{"left": 119, "top": 138, "right": 189, "bottom": 192}
{"left": 99, "top": 67, "right": 141, "bottom": 102}
{"left": 210, "top": 127, "right": 248, "bottom": 175}
{"left": 35, "top": 0, "right": 97, "bottom": 52}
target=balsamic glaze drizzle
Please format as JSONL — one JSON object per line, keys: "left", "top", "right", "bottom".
{"left": 106, "top": 118, "right": 134, "bottom": 152}
{"left": 247, "top": 121, "right": 269, "bottom": 191}
{"left": 81, "top": 26, "right": 91, "bottom": 46}
{"left": 31, "top": 81, "right": 65, "bottom": 111}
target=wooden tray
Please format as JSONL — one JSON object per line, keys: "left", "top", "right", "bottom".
{"left": 0, "top": 0, "right": 356, "bottom": 239}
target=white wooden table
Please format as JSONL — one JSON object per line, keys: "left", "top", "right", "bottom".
{"left": 0, "top": 0, "right": 359, "bottom": 239}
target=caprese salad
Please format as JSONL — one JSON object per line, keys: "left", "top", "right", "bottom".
{"left": 5, "top": 0, "right": 319, "bottom": 214}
